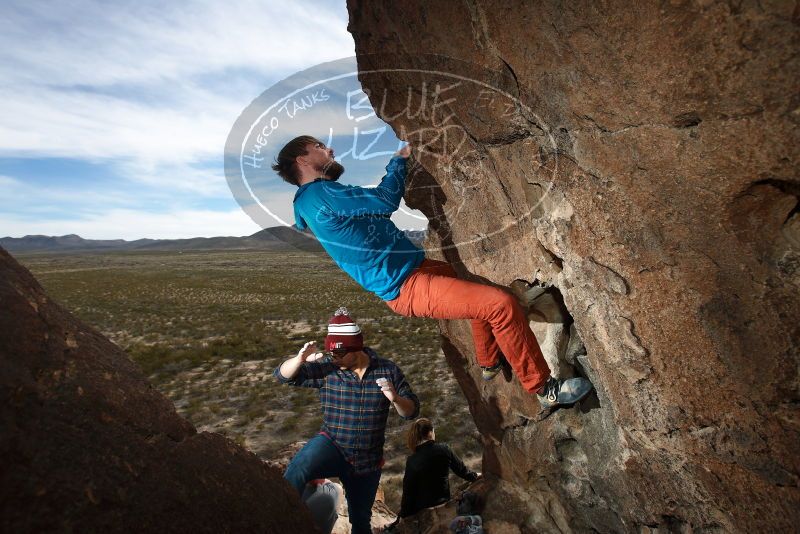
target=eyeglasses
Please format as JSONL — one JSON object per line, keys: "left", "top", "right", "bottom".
{"left": 326, "top": 350, "right": 351, "bottom": 360}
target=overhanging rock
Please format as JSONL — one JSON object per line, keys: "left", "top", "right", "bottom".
{"left": 347, "top": 1, "right": 800, "bottom": 531}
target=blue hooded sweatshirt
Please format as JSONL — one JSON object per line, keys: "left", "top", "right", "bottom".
{"left": 293, "top": 156, "right": 425, "bottom": 301}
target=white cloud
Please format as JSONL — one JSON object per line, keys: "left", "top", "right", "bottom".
{"left": 0, "top": 1, "right": 353, "bottom": 87}
{"left": 0, "top": 174, "right": 135, "bottom": 210}
{"left": 0, "top": 208, "right": 262, "bottom": 240}
{"left": 118, "top": 160, "right": 232, "bottom": 198}
{"left": 0, "top": 86, "right": 236, "bottom": 164}
{"left": 0, "top": 166, "right": 228, "bottom": 213}
{"left": 0, "top": 175, "right": 17, "bottom": 188}
{"left": 0, "top": 1, "right": 430, "bottom": 239}
{"left": 0, "top": 0, "right": 355, "bottom": 165}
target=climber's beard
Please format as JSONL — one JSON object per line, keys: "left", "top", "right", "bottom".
{"left": 322, "top": 160, "right": 345, "bottom": 181}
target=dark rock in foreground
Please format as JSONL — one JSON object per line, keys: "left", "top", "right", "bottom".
{"left": 0, "top": 247, "right": 316, "bottom": 533}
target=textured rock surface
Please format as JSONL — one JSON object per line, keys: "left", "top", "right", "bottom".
{"left": 348, "top": 1, "right": 799, "bottom": 532}
{"left": 0, "top": 248, "right": 317, "bottom": 533}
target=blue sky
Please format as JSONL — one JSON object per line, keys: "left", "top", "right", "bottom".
{"left": 0, "top": 0, "right": 426, "bottom": 239}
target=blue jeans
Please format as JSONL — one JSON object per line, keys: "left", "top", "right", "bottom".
{"left": 285, "top": 434, "right": 382, "bottom": 534}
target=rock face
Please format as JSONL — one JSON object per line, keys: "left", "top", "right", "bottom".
{"left": 348, "top": 1, "right": 799, "bottom": 532}
{"left": 0, "top": 248, "right": 317, "bottom": 533}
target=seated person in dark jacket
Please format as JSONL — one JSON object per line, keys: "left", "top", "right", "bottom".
{"left": 398, "top": 418, "right": 480, "bottom": 519}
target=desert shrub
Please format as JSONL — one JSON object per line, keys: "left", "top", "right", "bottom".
{"left": 382, "top": 477, "right": 402, "bottom": 512}
{"left": 280, "top": 414, "right": 300, "bottom": 432}
{"left": 18, "top": 250, "right": 478, "bottom": 462}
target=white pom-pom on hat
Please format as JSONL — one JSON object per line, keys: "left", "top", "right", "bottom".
{"left": 326, "top": 306, "right": 363, "bottom": 351}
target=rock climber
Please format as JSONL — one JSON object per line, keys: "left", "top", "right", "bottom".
{"left": 274, "top": 307, "right": 420, "bottom": 534}
{"left": 272, "top": 135, "right": 592, "bottom": 409}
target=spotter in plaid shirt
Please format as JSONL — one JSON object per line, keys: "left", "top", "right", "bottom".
{"left": 274, "top": 346, "right": 420, "bottom": 474}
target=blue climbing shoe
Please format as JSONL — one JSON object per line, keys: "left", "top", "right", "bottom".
{"left": 537, "top": 376, "right": 593, "bottom": 409}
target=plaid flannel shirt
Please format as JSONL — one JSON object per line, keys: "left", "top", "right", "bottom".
{"left": 274, "top": 347, "right": 419, "bottom": 474}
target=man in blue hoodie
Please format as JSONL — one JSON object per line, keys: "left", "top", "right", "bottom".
{"left": 272, "top": 135, "right": 592, "bottom": 408}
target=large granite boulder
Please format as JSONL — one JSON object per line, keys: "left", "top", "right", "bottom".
{"left": 347, "top": 1, "right": 799, "bottom": 531}
{"left": 0, "top": 248, "right": 317, "bottom": 533}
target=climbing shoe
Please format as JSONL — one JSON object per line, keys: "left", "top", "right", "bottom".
{"left": 536, "top": 375, "right": 593, "bottom": 409}
{"left": 480, "top": 362, "right": 503, "bottom": 381}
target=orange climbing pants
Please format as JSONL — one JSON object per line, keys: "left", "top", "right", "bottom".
{"left": 385, "top": 259, "right": 550, "bottom": 393}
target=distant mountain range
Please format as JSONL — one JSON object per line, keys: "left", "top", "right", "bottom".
{"left": 0, "top": 227, "right": 427, "bottom": 253}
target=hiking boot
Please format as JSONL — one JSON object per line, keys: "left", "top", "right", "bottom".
{"left": 481, "top": 362, "right": 503, "bottom": 381}
{"left": 536, "top": 376, "right": 593, "bottom": 408}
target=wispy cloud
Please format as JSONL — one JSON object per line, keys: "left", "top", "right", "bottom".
{"left": 0, "top": 1, "right": 355, "bottom": 165}
{"left": 0, "top": 1, "right": 429, "bottom": 239}
{"left": 0, "top": 2, "right": 352, "bottom": 88}
{"left": 0, "top": 0, "right": 364, "bottom": 238}
{"left": 0, "top": 208, "right": 261, "bottom": 240}
{"left": 0, "top": 175, "right": 134, "bottom": 212}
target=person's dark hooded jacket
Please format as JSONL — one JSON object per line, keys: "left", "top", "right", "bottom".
{"left": 399, "top": 440, "right": 478, "bottom": 518}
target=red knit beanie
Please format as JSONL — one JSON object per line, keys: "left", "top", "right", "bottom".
{"left": 325, "top": 306, "right": 364, "bottom": 352}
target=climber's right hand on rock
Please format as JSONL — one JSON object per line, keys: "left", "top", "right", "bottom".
{"left": 395, "top": 144, "right": 411, "bottom": 158}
